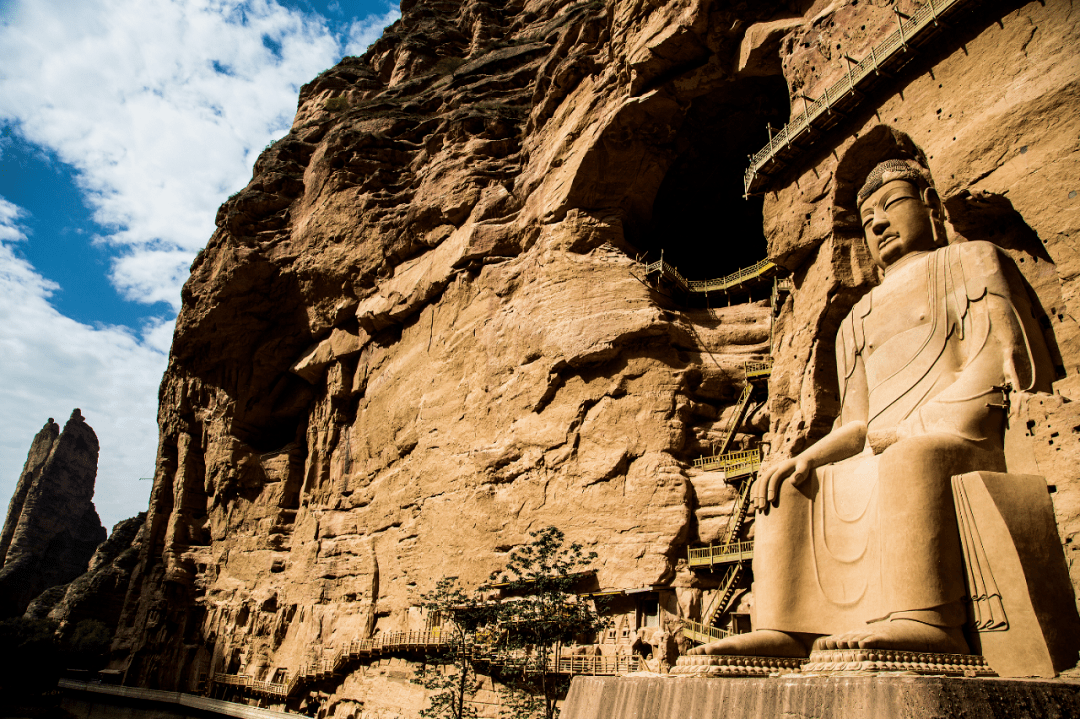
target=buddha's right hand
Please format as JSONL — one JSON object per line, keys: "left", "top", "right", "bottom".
{"left": 754, "top": 455, "right": 815, "bottom": 510}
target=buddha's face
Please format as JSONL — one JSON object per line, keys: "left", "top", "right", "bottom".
{"left": 859, "top": 179, "right": 939, "bottom": 269}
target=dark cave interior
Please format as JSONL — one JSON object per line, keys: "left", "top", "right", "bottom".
{"left": 632, "top": 75, "right": 791, "bottom": 286}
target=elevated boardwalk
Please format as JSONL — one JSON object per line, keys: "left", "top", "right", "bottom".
{"left": 692, "top": 448, "right": 761, "bottom": 479}
{"left": 687, "top": 540, "right": 754, "bottom": 569}
{"left": 212, "top": 632, "right": 641, "bottom": 700}
{"left": 643, "top": 257, "right": 780, "bottom": 299}
{"left": 743, "top": 0, "right": 977, "bottom": 194}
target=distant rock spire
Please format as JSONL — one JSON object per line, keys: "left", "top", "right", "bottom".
{"left": 0, "top": 409, "right": 106, "bottom": 617}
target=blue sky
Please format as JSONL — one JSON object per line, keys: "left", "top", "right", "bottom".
{"left": 0, "top": 0, "right": 400, "bottom": 530}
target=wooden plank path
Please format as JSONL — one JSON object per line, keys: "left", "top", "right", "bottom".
{"left": 688, "top": 540, "right": 754, "bottom": 569}
{"left": 743, "top": 0, "right": 978, "bottom": 194}
{"left": 212, "top": 632, "right": 642, "bottom": 700}
{"left": 643, "top": 257, "right": 779, "bottom": 296}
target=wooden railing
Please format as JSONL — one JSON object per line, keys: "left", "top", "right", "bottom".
{"left": 550, "top": 653, "right": 641, "bottom": 676}
{"left": 213, "top": 632, "right": 642, "bottom": 699}
{"left": 744, "top": 360, "right": 773, "bottom": 380}
{"left": 687, "top": 540, "right": 755, "bottom": 568}
{"left": 683, "top": 620, "right": 733, "bottom": 645}
{"left": 692, "top": 448, "right": 761, "bottom": 475}
{"left": 744, "top": 0, "right": 974, "bottom": 193}
{"left": 644, "top": 257, "right": 778, "bottom": 295}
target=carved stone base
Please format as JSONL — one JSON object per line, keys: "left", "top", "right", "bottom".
{"left": 802, "top": 648, "right": 996, "bottom": 676}
{"left": 671, "top": 654, "right": 804, "bottom": 677}
{"left": 561, "top": 676, "right": 1080, "bottom": 719}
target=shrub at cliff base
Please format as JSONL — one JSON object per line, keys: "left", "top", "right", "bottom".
{"left": 0, "top": 617, "right": 61, "bottom": 700}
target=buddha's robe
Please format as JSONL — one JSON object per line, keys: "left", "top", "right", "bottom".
{"left": 752, "top": 241, "right": 1051, "bottom": 635}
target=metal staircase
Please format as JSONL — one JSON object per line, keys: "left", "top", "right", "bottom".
{"left": 682, "top": 362, "right": 773, "bottom": 645}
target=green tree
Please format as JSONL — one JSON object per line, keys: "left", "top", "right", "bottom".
{"left": 416, "top": 577, "right": 498, "bottom": 719}
{"left": 64, "top": 619, "right": 112, "bottom": 670}
{"left": 487, "top": 526, "right": 606, "bottom": 719}
{"left": 415, "top": 527, "right": 605, "bottom": 719}
{"left": 0, "top": 616, "right": 60, "bottom": 698}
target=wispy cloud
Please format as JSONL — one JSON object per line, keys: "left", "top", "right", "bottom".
{"left": 0, "top": 197, "right": 168, "bottom": 527}
{"left": 345, "top": 4, "right": 402, "bottom": 56}
{"left": 0, "top": 199, "right": 28, "bottom": 243}
{"left": 0, "top": 0, "right": 400, "bottom": 311}
{"left": 0, "top": 0, "right": 400, "bottom": 527}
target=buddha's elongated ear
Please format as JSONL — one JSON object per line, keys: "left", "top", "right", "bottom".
{"left": 921, "top": 186, "right": 949, "bottom": 247}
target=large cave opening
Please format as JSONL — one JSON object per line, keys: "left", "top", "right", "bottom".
{"left": 632, "top": 75, "right": 790, "bottom": 286}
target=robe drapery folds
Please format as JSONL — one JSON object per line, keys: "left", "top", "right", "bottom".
{"left": 752, "top": 242, "right": 1045, "bottom": 635}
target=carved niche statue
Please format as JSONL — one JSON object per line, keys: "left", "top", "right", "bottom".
{"left": 685, "top": 156, "right": 1080, "bottom": 677}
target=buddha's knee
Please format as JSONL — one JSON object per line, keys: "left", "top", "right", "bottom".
{"left": 882, "top": 433, "right": 969, "bottom": 466}
{"left": 882, "top": 433, "right": 1003, "bottom": 476}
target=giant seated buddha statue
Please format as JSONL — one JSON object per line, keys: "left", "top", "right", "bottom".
{"left": 683, "top": 156, "right": 1080, "bottom": 677}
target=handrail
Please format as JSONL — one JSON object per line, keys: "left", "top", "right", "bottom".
{"left": 688, "top": 540, "right": 754, "bottom": 564}
{"left": 551, "top": 653, "right": 641, "bottom": 675}
{"left": 744, "top": 360, "right": 773, "bottom": 378}
{"left": 211, "top": 628, "right": 642, "bottom": 698}
{"left": 683, "top": 563, "right": 746, "bottom": 644}
{"left": 692, "top": 448, "right": 761, "bottom": 472}
{"left": 744, "top": 0, "right": 971, "bottom": 193}
{"left": 722, "top": 476, "right": 755, "bottom": 545}
{"left": 644, "top": 257, "right": 777, "bottom": 295}
{"left": 683, "top": 620, "right": 733, "bottom": 645}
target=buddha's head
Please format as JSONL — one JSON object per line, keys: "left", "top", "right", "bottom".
{"left": 857, "top": 159, "right": 947, "bottom": 269}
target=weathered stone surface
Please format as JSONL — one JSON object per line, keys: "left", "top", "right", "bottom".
{"left": 105, "top": 0, "right": 1080, "bottom": 714}
{"left": 26, "top": 513, "right": 145, "bottom": 638}
{"left": 0, "top": 410, "right": 106, "bottom": 617}
{"left": 561, "top": 675, "right": 1080, "bottom": 719}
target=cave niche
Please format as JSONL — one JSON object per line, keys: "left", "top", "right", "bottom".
{"left": 632, "top": 75, "right": 791, "bottom": 288}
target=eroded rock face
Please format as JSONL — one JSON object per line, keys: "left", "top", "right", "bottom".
{"left": 0, "top": 410, "right": 106, "bottom": 617}
{"left": 114, "top": 0, "right": 793, "bottom": 701}
{"left": 111, "top": 0, "right": 1080, "bottom": 712}
{"left": 26, "top": 513, "right": 145, "bottom": 639}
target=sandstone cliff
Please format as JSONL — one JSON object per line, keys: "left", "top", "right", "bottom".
{"left": 26, "top": 513, "right": 145, "bottom": 640}
{"left": 111, "top": 0, "right": 1080, "bottom": 714}
{"left": 0, "top": 410, "right": 107, "bottom": 617}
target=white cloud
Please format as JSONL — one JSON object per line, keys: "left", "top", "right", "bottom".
{"left": 0, "top": 199, "right": 27, "bottom": 243}
{"left": 344, "top": 4, "right": 402, "bottom": 56}
{"left": 0, "top": 201, "right": 168, "bottom": 529}
{"left": 0, "top": 1, "right": 401, "bottom": 529}
{"left": 0, "top": 0, "right": 400, "bottom": 311}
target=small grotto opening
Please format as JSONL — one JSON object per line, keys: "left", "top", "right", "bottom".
{"left": 631, "top": 75, "right": 791, "bottom": 288}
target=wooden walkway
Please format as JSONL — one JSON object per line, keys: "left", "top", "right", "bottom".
{"left": 743, "top": 0, "right": 977, "bottom": 194}
{"left": 643, "top": 256, "right": 779, "bottom": 297}
{"left": 687, "top": 540, "right": 754, "bottom": 568}
{"left": 212, "top": 633, "right": 641, "bottom": 700}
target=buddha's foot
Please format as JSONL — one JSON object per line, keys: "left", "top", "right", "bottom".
{"left": 815, "top": 619, "right": 969, "bottom": 654}
{"left": 685, "top": 629, "right": 811, "bottom": 658}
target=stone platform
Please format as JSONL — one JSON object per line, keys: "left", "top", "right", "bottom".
{"left": 560, "top": 675, "right": 1080, "bottom": 719}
